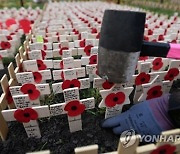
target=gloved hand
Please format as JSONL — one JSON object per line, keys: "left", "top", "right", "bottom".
{"left": 102, "top": 94, "right": 175, "bottom": 136}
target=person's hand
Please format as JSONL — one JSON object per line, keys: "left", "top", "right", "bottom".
{"left": 101, "top": 94, "right": 174, "bottom": 136}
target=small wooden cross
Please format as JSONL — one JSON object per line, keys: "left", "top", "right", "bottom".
{"left": 99, "top": 84, "right": 133, "bottom": 119}
{"left": 50, "top": 87, "right": 95, "bottom": 132}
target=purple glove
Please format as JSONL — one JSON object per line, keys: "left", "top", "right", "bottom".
{"left": 102, "top": 94, "right": 175, "bottom": 136}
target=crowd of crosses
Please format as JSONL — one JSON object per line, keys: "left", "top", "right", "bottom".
{"left": 0, "top": 1, "right": 180, "bottom": 153}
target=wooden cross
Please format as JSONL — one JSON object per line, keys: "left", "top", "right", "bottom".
{"left": 99, "top": 84, "right": 133, "bottom": 119}
{"left": 9, "top": 83, "right": 51, "bottom": 108}
{"left": 23, "top": 59, "right": 53, "bottom": 72}
{"left": 16, "top": 70, "right": 52, "bottom": 84}
{"left": 50, "top": 87, "right": 95, "bottom": 132}
{"left": 138, "top": 75, "right": 173, "bottom": 102}
{"left": 2, "top": 105, "right": 50, "bottom": 138}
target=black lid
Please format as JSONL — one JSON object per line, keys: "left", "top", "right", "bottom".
{"left": 99, "top": 10, "right": 146, "bottom": 52}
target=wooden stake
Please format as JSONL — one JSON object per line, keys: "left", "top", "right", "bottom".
{"left": 75, "top": 145, "right": 98, "bottom": 154}
{"left": 117, "top": 135, "right": 140, "bottom": 154}
{"left": 0, "top": 105, "right": 8, "bottom": 141}
{"left": 8, "top": 63, "right": 17, "bottom": 81}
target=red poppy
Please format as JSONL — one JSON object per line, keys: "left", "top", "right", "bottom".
{"left": 139, "top": 56, "right": 148, "bottom": 61}
{"left": 60, "top": 61, "right": 64, "bottom": 69}
{"left": 62, "top": 79, "right": 81, "bottom": 90}
{"left": 84, "top": 45, "right": 93, "bottom": 56}
{"left": 64, "top": 100, "right": 85, "bottom": 117}
{"left": 105, "top": 92, "right": 125, "bottom": 107}
{"left": 96, "top": 32, "right": 100, "bottom": 39}
{"left": 19, "top": 19, "right": 31, "bottom": 34}
{"left": 37, "top": 60, "right": 47, "bottom": 70}
{"left": 79, "top": 39, "right": 85, "bottom": 47}
{"left": 0, "top": 41, "right": 11, "bottom": 49}
{"left": 148, "top": 29, "right": 153, "bottom": 35}
{"left": 33, "top": 72, "right": 42, "bottom": 84}
{"left": 6, "top": 35, "right": 12, "bottom": 40}
{"left": 135, "top": 72, "right": 150, "bottom": 85}
{"left": 89, "top": 55, "right": 97, "bottom": 64}
{"left": 102, "top": 80, "right": 114, "bottom": 89}
{"left": 152, "top": 58, "right": 163, "bottom": 70}
{"left": 146, "top": 85, "right": 163, "bottom": 100}
{"left": 43, "top": 45, "right": 47, "bottom": 50}
{"left": 151, "top": 144, "right": 176, "bottom": 154}
{"left": 59, "top": 47, "right": 69, "bottom": 55}
{"left": 43, "top": 38, "right": 48, "bottom": 43}
{"left": 20, "top": 83, "right": 40, "bottom": 100}
{"left": 144, "top": 36, "right": 149, "bottom": 41}
{"left": 6, "top": 87, "right": 13, "bottom": 104}
{"left": 164, "top": 68, "right": 179, "bottom": 81}
{"left": 91, "top": 28, "right": 97, "bottom": 34}
{"left": 41, "top": 50, "right": 46, "bottom": 60}
{"left": 61, "top": 71, "right": 64, "bottom": 80}
{"left": 14, "top": 108, "right": 38, "bottom": 123}
{"left": 158, "top": 35, "right": 164, "bottom": 41}
{"left": 5, "top": 18, "right": 16, "bottom": 27}
{"left": 78, "top": 34, "right": 81, "bottom": 40}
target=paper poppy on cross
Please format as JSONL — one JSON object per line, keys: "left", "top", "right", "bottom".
{"left": 152, "top": 58, "right": 163, "bottom": 71}
{"left": 0, "top": 41, "right": 11, "bottom": 49}
{"left": 62, "top": 79, "right": 81, "bottom": 90}
{"left": 102, "top": 80, "right": 114, "bottom": 90}
{"left": 14, "top": 108, "right": 38, "bottom": 123}
{"left": 84, "top": 45, "right": 93, "bottom": 56}
{"left": 64, "top": 100, "right": 85, "bottom": 117}
{"left": 89, "top": 55, "right": 97, "bottom": 64}
{"left": 135, "top": 72, "right": 150, "bottom": 85}
{"left": 146, "top": 85, "right": 163, "bottom": 100}
{"left": 99, "top": 84, "right": 133, "bottom": 119}
{"left": 50, "top": 87, "right": 95, "bottom": 132}
{"left": 164, "top": 68, "right": 179, "bottom": 81}
{"left": 150, "top": 144, "right": 176, "bottom": 154}
{"left": 37, "top": 60, "right": 47, "bottom": 70}
{"left": 32, "top": 72, "right": 42, "bottom": 84}
{"left": 20, "top": 83, "right": 40, "bottom": 100}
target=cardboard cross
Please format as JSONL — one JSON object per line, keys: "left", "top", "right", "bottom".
{"left": 99, "top": 84, "right": 133, "bottom": 119}
{"left": 50, "top": 87, "right": 95, "bottom": 132}
{"left": 1, "top": 105, "right": 50, "bottom": 138}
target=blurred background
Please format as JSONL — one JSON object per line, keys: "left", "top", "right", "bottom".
{"left": 0, "top": 0, "right": 179, "bottom": 16}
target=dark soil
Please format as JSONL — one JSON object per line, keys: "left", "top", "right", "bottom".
{"left": 0, "top": 112, "right": 120, "bottom": 154}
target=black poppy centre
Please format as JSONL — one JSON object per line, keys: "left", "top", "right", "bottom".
{"left": 159, "top": 149, "right": 166, "bottom": 154}
{"left": 113, "top": 97, "right": 118, "bottom": 102}
{"left": 24, "top": 113, "right": 30, "bottom": 117}
{"left": 152, "top": 90, "right": 158, "bottom": 96}
{"left": 71, "top": 106, "right": 77, "bottom": 111}
{"left": 70, "top": 84, "right": 75, "bottom": 88}
{"left": 140, "top": 77, "right": 146, "bottom": 82}
{"left": 28, "top": 89, "right": 33, "bottom": 94}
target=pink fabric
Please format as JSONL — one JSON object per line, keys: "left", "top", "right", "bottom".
{"left": 167, "top": 43, "right": 180, "bottom": 59}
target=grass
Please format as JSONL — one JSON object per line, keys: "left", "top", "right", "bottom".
{"left": 0, "top": 0, "right": 45, "bottom": 9}
{"left": 131, "top": 4, "right": 180, "bottom": 16}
